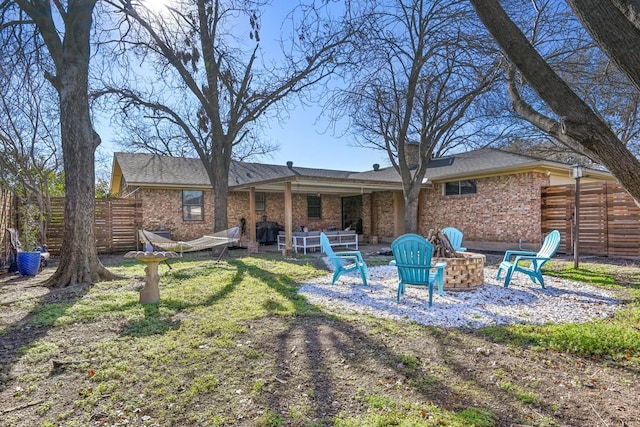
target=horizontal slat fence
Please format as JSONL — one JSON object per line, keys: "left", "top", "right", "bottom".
{"left": 0, "top": 188, "right": 16, "bottom": 270}
{"left": 542, "top": 183, "right": 640, "bottom": 258}
{"left": 46, "top": 198, "right": 143, "bottom": 255}
{"left": 18, "top": 184, "right": 640, "bottom": 259}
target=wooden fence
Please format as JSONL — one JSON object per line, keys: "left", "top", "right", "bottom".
{"left": 46, "top": 198, "right": 143, "bottom": 255}
{"left": 541, "top": 183, "right": 640, "bottom": 258}
{"left": 1, "top": 188, "right": 16, "bottom": 270}
{"left": 15, "top": 184, "right": 640, "bottom": 258}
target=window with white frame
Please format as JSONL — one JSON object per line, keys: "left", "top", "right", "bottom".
{"left": 255, "top": 192, "right": 265, "bottom": 211}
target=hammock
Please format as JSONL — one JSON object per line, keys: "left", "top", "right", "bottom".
{"left": 138, "top": 227, "right": 241, "bottom": 257}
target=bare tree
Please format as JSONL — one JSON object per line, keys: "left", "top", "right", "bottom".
{"left": 102, "top": 0, "right": 355, "bottom": 231}
{"left": 481, "top": 2, "right": 640, "bottom": 162}
{"left": 0, "top": 42, "right": 61, "bottom": 244}
{"left": 1, "top": 0, "right": 119, "bottom": 286}
{"left": 332, "top": 0, "right": 498, "bottom": 232}
{"left": 469, "top": 0, "right": 640, "bottom": 204}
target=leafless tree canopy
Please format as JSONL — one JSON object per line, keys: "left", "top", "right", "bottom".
{"left": 470, "top": 0, "right": 640, "bottom": 205}
{"left": 99, "top": 0, "right": 357, "bottom": 231}
{"left": 330, "top": 0, "right": 499, "bottom": 232}
{"left": 0, "top": 35, "right": 61, "bottom": 242}
{"left": 446, "top": 1, "right": 640, "bottom": 166}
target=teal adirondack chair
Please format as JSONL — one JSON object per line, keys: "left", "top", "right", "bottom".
{"left": 320, "top": 232, "right": 369, "bottom": 285}
{"left": 442, "top": 227, "right": 466, "bottom": 252}
{"left": 496, "top": 230, "right": 561, "bottom": 288}
{"left": 391, "top": 234, "right": 447, "bottom": 306}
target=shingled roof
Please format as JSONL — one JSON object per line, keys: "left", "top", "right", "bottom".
{"left": 229, "top": 160, "right": 355, "bottom": 186}
{"left": 111, "top": 148, "right": 612, "bottom": 194}
{"left": 111, "top": 152, "right": 405, "bottom": 195}
{"left": 113, "top": 152, "right": 210, "bottom": 188}
{"left": 351, "top": 148, "right": 612, "bottom": 182}
{"left": 112, "top": 152, "right": 389, "bottom": 185}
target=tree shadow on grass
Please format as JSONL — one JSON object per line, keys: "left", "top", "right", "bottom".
{"left": 158, "top": 263, "right": 246, "bottom": 309}
{"left": 226, "top": 259, "right": 535, "bottom": 425}
{"left": 436, "top": 326, "right": 640, "bottom": 425}
{"left": 120, "top": 303, "right": 182, "bottom": 337}
{"left": 256, "top": 312, "right": 538, "bottom": 425}
{"left": 117, "top": 261, "right": 247, "bottom": 337}
{"left": 0, "top": 277, "right": 90, "bottom": 382}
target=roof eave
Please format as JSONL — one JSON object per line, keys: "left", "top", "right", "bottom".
{"left": 427, "top": 161, "right": 614, "bottom": 182}
{"left": 123, "top": 182, "right": 213, "bottom": 191}
{"left": 230, "top": 175, "right": 428, "bottom": 194}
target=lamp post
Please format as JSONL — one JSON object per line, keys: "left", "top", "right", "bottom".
{"left": 572, "top": 164, "right": 583, "bottom": 269}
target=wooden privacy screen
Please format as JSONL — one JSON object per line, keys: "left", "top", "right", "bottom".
{"left": 46, "top": 198, "right": 143, "bottom": 255}
{"left": 542, "top": 183, "right": 640, "bottom": 258}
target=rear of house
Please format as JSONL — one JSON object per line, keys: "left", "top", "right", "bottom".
{"left": 110, "top": 148, "right": 616, "bottom": 251}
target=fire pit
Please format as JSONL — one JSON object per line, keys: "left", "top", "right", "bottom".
{"left": 427, "top": 229, "right": 485, "bottom": 291}
{"left": 433, "top": 252, "right": 486, "bottom": 290}
{"left": 124, "top": 251, "right": 179, "bottom": 304}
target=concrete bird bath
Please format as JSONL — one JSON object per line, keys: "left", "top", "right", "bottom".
{"left": 124, "top": 251, "right": 179, "bottom": 304}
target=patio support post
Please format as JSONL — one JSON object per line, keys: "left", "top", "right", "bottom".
{"left": 393, "top": 191, "right": 406, "bottom": 237}
{"left": 283, "top": 181, "right": 293, "bottom": 256}
{"left": 248, "top": 187, "right": 258, "bottom": 253}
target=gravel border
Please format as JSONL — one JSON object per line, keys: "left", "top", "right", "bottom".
{"left": 298, "top": 264, "right": 621, "bottom": 328}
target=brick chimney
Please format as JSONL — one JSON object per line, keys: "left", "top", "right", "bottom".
{"left": 404, "top": 141, "right": 419, "bottom": 168}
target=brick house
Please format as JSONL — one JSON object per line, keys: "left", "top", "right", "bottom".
{"left": 110, "top": 148, "right": 614, "bottom": 250}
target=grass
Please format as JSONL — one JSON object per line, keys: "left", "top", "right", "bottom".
{"left": 497, "top": 381, "right": 539, "bottom": 404}
{"left": 479, "top": 258, "right": 640, "bottom": 363}
{"left": 1, "top": 251, "right": 639, "bottom": 426}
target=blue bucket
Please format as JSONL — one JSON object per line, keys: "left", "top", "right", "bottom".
{"left": 17, "top": 252, "right": 41, "bottom": 276}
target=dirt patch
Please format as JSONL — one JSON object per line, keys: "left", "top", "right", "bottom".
{"left": 247, "top": 316, "right": 640, "bottom": 426}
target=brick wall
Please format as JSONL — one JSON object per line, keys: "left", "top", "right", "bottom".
{"left": 418, "top": 172, "right": 550, "bottom": 244}
{"left": 132, "top": 171, "right": 549, "bottom": 245}
{"left": 138, "top": 188, "right": 214, "bottom": 241}
{"left": 370, "top": 191, "right": 397, "bottom": 241}
{"left": 361, "top": 194, "right": 372, "bottom": 238}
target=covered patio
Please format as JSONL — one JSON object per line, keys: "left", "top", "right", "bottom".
{"left": 228, "top": 160, "right": 420, "bottom": 255}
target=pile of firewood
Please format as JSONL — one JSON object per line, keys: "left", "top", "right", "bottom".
{"left": 426, "top": 229, "right": 463, "bottom": 258}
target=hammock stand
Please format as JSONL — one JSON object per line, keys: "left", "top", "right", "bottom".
{"left": 138, "top": 226, "right": 241, "bottom": 262}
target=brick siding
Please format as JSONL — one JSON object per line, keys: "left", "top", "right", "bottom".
{"left": 130, "top": 171, "right": 549, "bottom": 245}
{"left": 138, "top": 188, "right": 213, "bottom": 241}
{"left": 369, "top": 192, "right": 397, "bottom": 242}
{"left": 418, "top": 172, "right": 549, "bottom": 244}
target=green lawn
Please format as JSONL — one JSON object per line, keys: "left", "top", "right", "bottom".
{"left": 1, "top": 252, "right": 638, "bottom": 426}
{"left": 481, "top": 258, "right": 640, "bottom": 359}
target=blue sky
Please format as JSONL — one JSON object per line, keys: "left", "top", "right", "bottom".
{"left": 254, "top": 3, "right": 391, "bottom": 171}
{"left": 253, "top": 105, "right": 390, "bottom": 171}
{"left": 251, "top": 2, "right": 387, "bottom": 172}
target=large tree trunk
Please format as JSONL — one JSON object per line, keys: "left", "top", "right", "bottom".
{"left": 403, "top": 184, "right": 421, "bottom": 234}
{"left": 209, "top": 137, "right": 233, "bottom": 232}
{"left": 45, "top": 76, "right": 118, "bottom": 286}
{"left": 212, "top": 168, "right": 230, "bottom": 232}
{"left": 29, "top": 0, "right": 119, "bottom": 287}
{"left": 469, "top": 0, "right": 640, "bottom": 205}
